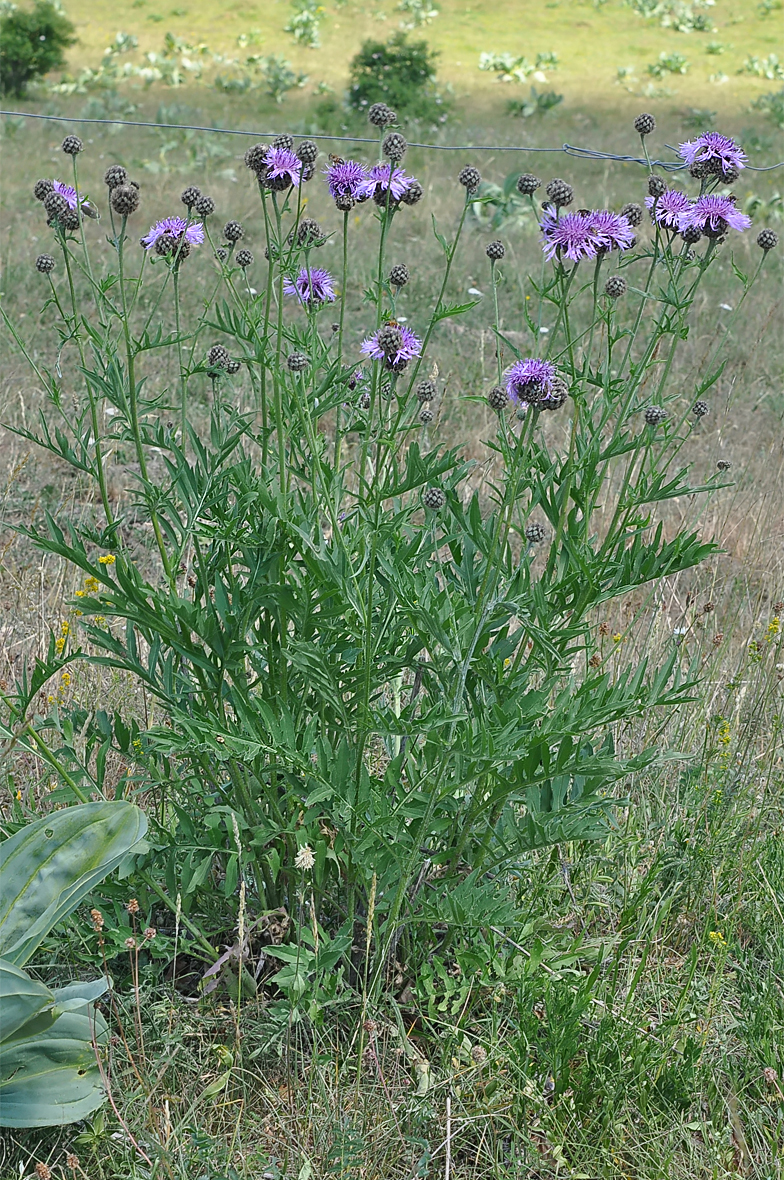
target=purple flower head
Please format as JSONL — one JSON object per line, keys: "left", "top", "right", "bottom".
{"left": 506, "top": 358, "right": 557, "bottom": 408}
{"left": 360, "top": 163, "right": 415, "bottom": 203}
{"left": 679, "top": 194, "right": 751, "bottom": 236}
{"left": 540, "top": 211, "right": 598, "bottom": 262}
{"left": 324, "top": 158, "right": 369, "bottom": 201}
{"left": 283, "top": 266, "right": 336, "bottom": 305}
{"left": 141, "top": 216, "right": 205, "bottom": 250}
{"left": 645, "top": 187, "right": 692, "bottom": 230}
{"left": 361, "top": 324, "right": 422, "bottom": 367}
{"left": 264, "top": 145, "right": 303, "bottom": 187}
{"left": 678, "top": 132, "right": 747, "bottom": 180}
{"left": 588, "top": 210, "right": 635, "bottom": 252}
{"left": 53, "top": 180, "right": 80, "bottom": 210}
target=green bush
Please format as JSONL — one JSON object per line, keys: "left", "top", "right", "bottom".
{"left": 0, "top": 0, "right": 75, "bottom": 97}
{"left": 348, "top": 31, "right": 446, "bottom": 122}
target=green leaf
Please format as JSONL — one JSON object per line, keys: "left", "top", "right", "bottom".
{"left": 0, "top": 1002, "right": 108, "bottom": 1128}
{"left": 0, "top": 802, "right": 148, "bottom": 966}
{"left": 0, "top": 960, "right": 54, "bottom": 1045}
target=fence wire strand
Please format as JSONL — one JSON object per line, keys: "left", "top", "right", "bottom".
{"left": 1, "top": 108, "right": 782, "bottom": 171}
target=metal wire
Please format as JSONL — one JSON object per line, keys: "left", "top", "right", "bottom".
{"left": 1, "top": 107, "right": 782, "bottom": 171}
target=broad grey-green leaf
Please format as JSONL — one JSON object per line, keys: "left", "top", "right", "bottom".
{"left": 0, "top": 802, "right": 148, "bottom": 966}
{"left": 0, "top": 959, "right": 54, "bottom": 1044}
{"left": 0, "top": 1005, "right": 108, "bottom": 1128}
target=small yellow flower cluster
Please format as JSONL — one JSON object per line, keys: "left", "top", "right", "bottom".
{"left": 767, "top": 617, "right": 780, "bottom": 641}
{"left": 716, "top": 717, "right": 731, "bottom": 760}
{"left": 54, "top": 620, "right": 70, "bottom": 655}
{"left": 75, "top": 574, "right": 100, "bottom": 598}
{"left": 708, "top": 930, "right": 726, "bottom": 945}
{"left": 98, "top": 553, "right": 116, "bottom": 565}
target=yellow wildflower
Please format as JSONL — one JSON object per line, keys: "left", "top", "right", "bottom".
{"left": 98, "top": 554, "right": 116, "bottom": 565}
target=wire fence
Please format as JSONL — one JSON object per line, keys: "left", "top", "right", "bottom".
{"left": 2, "top": 107, "right": 783, "bottom": 172}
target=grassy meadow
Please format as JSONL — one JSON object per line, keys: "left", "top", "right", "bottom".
{"left": 1, "top": 0, "right": 784, "bottom": 1178}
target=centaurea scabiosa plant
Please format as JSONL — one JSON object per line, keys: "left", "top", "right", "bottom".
{"left": 1, "top": 115, "right": 779, "bottom": 1041}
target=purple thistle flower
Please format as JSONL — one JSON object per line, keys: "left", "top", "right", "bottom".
{"left": 645, "top": 188, "right": 692, "bottom": 230}
{"left": 506, "top": 358, "right": 557, "bottom": 408}
{"left": 361, "top": 324, "right": 422, "bottom": 366}
{"left": 360, "top": 163, "right": 415, "bottom": 203}
{"left": 283, "top": 266, "right": 336, "bottom": 305}
{"left": 53, "top": 180, "right": 80, "bottom": 210}
{"left": 587, "top": 210, "right": 635, "bottom": 251}
{"left": 264, "top": 145, "right": 303, "bottom": 187}
{"left": 678, "top": 132, "right": 747, "bottom": 180}
{"left": 141, "top": 216, "right": 205, "bottom": 250}
{"left": 679, "top": 194, "right": 751, "bottom": 236}
{"left": 540, "top": 211, "right": 599, "bottom": 262}
{"left": 324, "top": 158, "right": 369, "bottom": 201}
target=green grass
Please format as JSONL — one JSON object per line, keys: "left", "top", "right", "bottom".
{"left": 24, "top": 0, "right": 784, "bottom": 113}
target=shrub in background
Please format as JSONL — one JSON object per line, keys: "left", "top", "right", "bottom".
{"left": 348, "top": 32, "right": 446, "bottom": 122}
{"left": 0, "top": 0, "right": 75, "bottom": 97}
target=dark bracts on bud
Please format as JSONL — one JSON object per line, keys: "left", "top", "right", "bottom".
{"left": 757, "top": 228, "right": 778, "bottom": 252}
{"left": 525, "top": 522, "right": 546, "bottom": 543}
{"left": 104, "top": 165, "right": 127, "bottom": 190}
{"left": 236, "top": 249, "right": 254, "bottom": 268}
{"left": 620, "top": 202, "right": 643, "bottom": 227}
{"left": 273, "top": 133, "right": 294, "bottom": 150}
{"left": 61, "top": 134, "right": 83, "bottom": 155}
{"left": 458, "top": 165, "right": 481, "bottom": 193}
{"left": 545, "top": 178, "right": 573, "bottom": 208}
{"left": 111, "top": 185, "right": 140, "bottom": 216}
{"left": 648, "top": 175, "right": 667, "bottom": 199}
{"left": 516, "top": 173, "right": 541, "bottom": 196}
{"left": 376, "top": 324, "right": 404, "bottom": 357}
{"left": 223, "top": 220, "right": 243, "bottom": 242}
{"left": 194, "top": 195, "right": 215, "bottom": 218}
{"left": 401, "top": 180, "right": 423, "bottom": 206}
{"left": 287, "top": 352, "right": 310, "bottom": 372}
{"left": 423, "top": 487, "right": 446, "bottom": 511}
{"left": 35, "top": 254, "right": 56, "bottom": 274}
{"left": 604, "top": 275, "right": 627, "bottom": 299}
{"left": 486, "top": 240, "right": 505, "bottom": 260}
{"left": 389, "top": 263, "right": 409, "bottom": 287}
{"left": 297, "top": 140, "right": 318, "bottom": 164}
{"left": 181, "top": 185, "right": 201, "bottom": 209}
{"left": 34, "top": 178, "right": 54, "bottom": 201}
{"left": 297, "top": 217, "right": 323, "bottom": 246}
{"left": 368, "top": 102, "right": 397, "bottom": 128}
{"left": 416, "top": 379, "right": 436, "bottom": 403}
{"left": 692, "top": 400, "right": 709, "bottom": 417}
{"left": 644, "top": 405, "right": 667, "bottom": 427}
{"left": 487, "top": 385, "right": 508, "bottom": 411}
{"left": 383, "top": 132, "right": 407, "bottom": 162}
{"left": 634, "top": 113, "right": 656, "bottom": 137}
{"left": 244, "top": 144, "right": 268, "bottom": 174}
{"left": 207, "top": 345, "right": 231, "bottom": 370}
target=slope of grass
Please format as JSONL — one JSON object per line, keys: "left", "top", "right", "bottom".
{"left": 29, "top": 0, "right": 784, "bottom": 113}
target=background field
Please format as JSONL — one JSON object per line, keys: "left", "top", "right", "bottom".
{"left": 2, "top": 1, "right": 784, "bottom": 1178}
